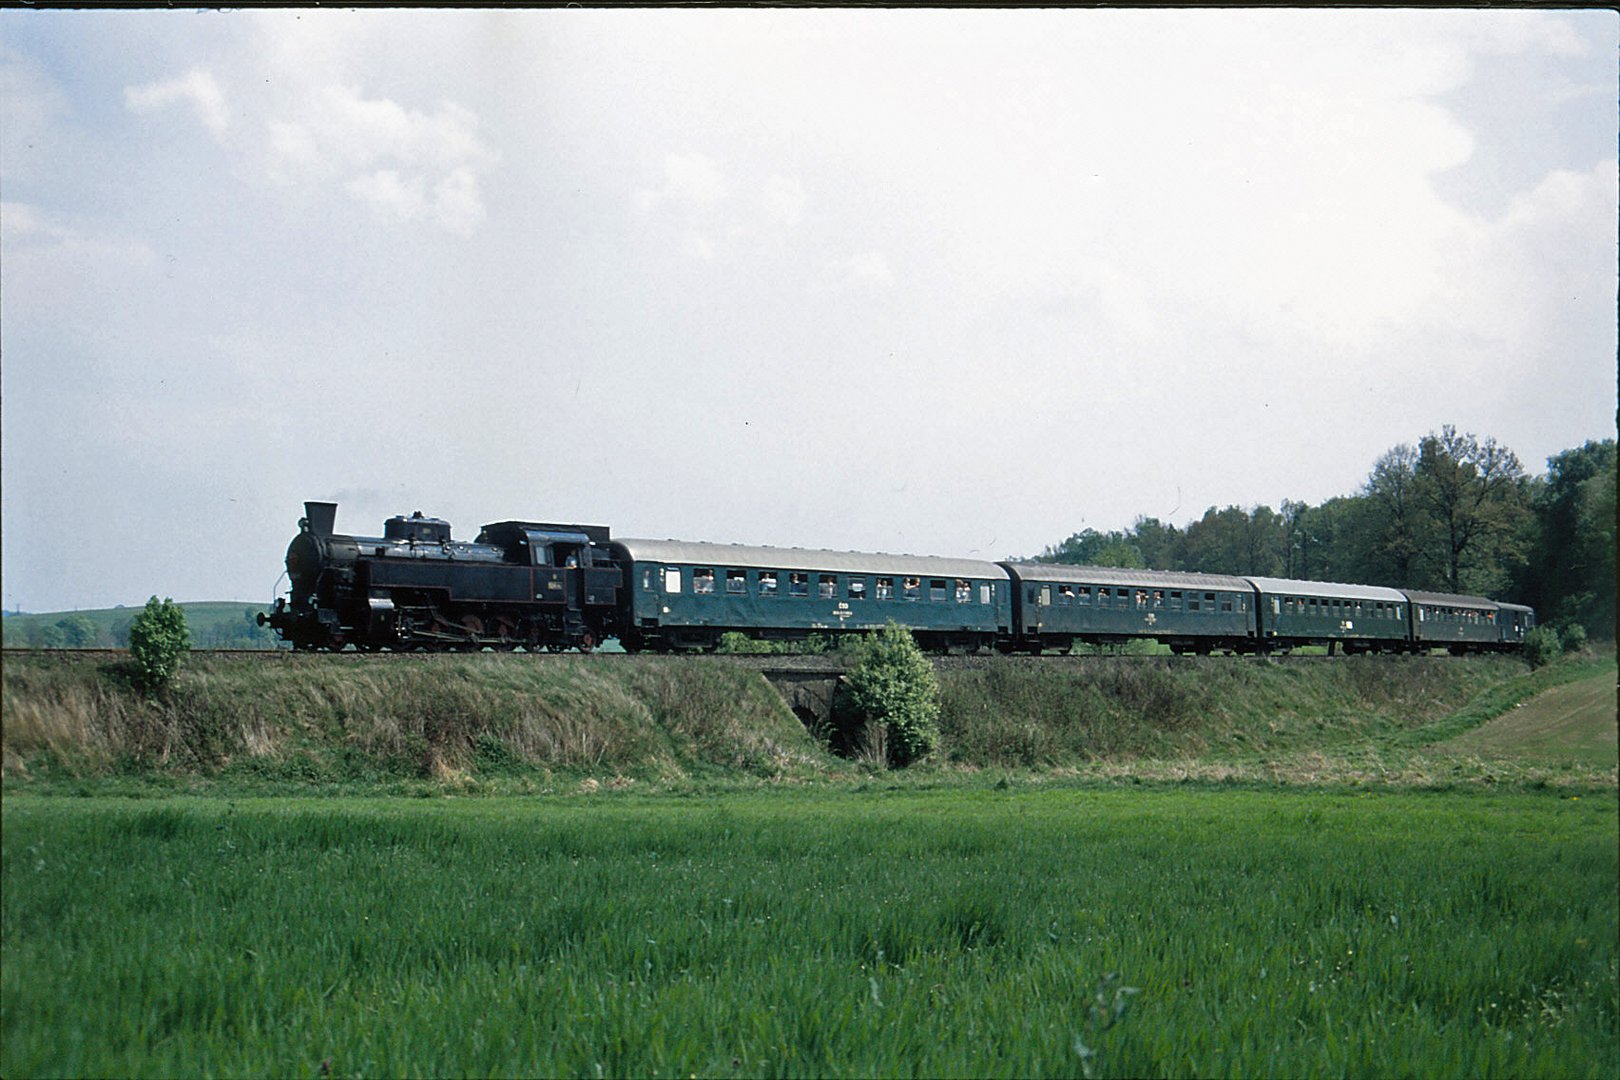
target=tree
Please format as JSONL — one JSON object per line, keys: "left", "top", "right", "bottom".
{"left": 1180, "top": 506, "right": 1284, "bottom": 576}
{"left": 838, "top": 623, "right": 940, "bottom": 768}
{"left": 1041, "top": 528, "right": 1141, "bottom": 567}
{"left": 55, "top": 614, "right": 99, "bottom": 648}
{"left": 1523, "top": 439, "right": 1616, "bottom": 637}
{"left": 1413, "top": 426, "right": 1530, "bottom": 594}
{"left": 128, "top": 596, "right": 191, "bottom": 694}
{"left": 1130, "top": 516, "right": 1181, "bottom": 571}
{"left": 1363, "top": 443, "right": 1423, "bottom": 586}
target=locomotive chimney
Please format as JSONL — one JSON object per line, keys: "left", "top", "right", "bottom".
{"left": 304, "top": 501, "right": 338, "bottom": 537}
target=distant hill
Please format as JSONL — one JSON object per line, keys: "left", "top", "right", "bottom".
{"left": 0, "top": 602, "right": 285, "bottom": 650}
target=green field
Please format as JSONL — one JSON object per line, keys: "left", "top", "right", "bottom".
{"left": 2, "top": 650, "right": 1614, "bottom": 1076}
{"left": 2, "top": 788, "right": 1615, "bottom": 1078}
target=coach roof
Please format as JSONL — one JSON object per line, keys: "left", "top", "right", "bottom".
{"left": 1002, "top": 562, "right": 1253, "bottom": 592}
{"left": 1402, "top": 590, "right": 1498, "bottom": 611}
{"left": 613, "top": 538, "right": 1009, "bottom": 580}
{"left": 1246, "top": 576, "right": 1407, "bottom": 603}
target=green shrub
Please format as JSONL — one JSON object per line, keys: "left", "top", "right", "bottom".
{"left": 128, "top": 596, "right": 191, "bottom": 694}
{"left": 1522, "top": 625, "right": 1560, "bottom": 669}
{"left": 839, "top": 622, "right": 940, "bottom": 767}
{"left": 1557, "top": 622, "right": 1588, "bottom": 654}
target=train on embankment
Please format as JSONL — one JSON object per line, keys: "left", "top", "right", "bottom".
{"left": 263, "top": 501, "right": 1535, "bottom": 656}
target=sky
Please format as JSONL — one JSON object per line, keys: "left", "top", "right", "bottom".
{"left": 2, "top": 8, "right": 1616, "bottom": 612}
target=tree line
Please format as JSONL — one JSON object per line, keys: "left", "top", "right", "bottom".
{"left": 7, "top": 606, "right": 277, "bottom": 649}
{"left": 1036, "top": 428, "right": 1615, "bottom": 639}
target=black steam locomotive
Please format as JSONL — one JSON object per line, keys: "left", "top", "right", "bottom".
{"left": 265, "top": 502, "right": 621, "bottom": 651}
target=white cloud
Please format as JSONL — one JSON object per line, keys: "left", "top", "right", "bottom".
{"left": 266, "top": 84, "right": 497, "bottom": 233}
{"left": 634, "top": 152, "right": 729, "bottom": 212}
{"left": 760, "top": 174, "right": 805, "bottom": 228}
{"left": 840, "top": 251, "right": 894, "bottom": 288}
{"left": 124, "top": 69, "right": 229, "bottom": 137}
{"left": 124, "top": 54, "right": 498, "bottom": 235}
{"left": 0, "top": 200, "right": 157, "bottom": 268}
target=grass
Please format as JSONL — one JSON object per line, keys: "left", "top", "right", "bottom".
{"left": 1, "top": 653, "right": 830, "bottom": 790}
{"left": 1437, "top": 665, "right": 1616, "bottom": 767}
{"left": 2, "top": 787, "right": 1615, "bottom": 1078}
{"left": 4, "top": 651, "right": 1614, "bottom": 794}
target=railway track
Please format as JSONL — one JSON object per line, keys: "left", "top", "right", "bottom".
{"left": 3, "top": 646, "right": 1419, "bottom": 671}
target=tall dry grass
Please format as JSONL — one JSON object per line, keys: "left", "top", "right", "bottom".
{"left": 2, "top": 654, "right": 825, "bottom": 783}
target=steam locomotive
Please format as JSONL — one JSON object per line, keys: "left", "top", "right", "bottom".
{"left": 263, "top": 501, "right": 1535, "bottom": 655}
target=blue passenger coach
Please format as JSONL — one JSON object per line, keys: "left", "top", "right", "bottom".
{"left": 609, "top": 539, "right": 1011, "bottom": 652}
{"left": 1002, "top": 563, "right": 1257, "bottom": 654}
{"left": 1247, "top": 576, "right": 1410, "bottom": 654}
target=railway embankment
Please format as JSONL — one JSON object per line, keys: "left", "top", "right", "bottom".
{"left": 1, "top": 650, "right": 1611, "bottom": 792}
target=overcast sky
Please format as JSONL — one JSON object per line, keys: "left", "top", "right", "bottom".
{"left": 2, "top": 8, "right": 1615, "bottom": 612}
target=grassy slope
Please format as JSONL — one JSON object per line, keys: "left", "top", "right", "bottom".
{"left": 1437, "top": 662, "right": 1616, "bottom": 767}
{"left": 2, "top": 651, "right": 1613, "bottom": 793}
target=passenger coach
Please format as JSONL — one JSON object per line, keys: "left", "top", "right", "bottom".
{"left": 1002, "top": 563, "right": 1257, "bottom": 654}
{"left": 609, "top": 539, "right": 1011, "bottom": 653}
{"left": 1247, "top": 576, "right": 1410, "bottom": 654}
{"left": 1404, "top": 590, "right": 1521, "bottom": 654}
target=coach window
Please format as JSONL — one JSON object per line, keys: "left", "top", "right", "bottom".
{"left": 819, "top": 575, "right": 837, "bottom": 599}
{"left": 956, "top": 579, "right": 972, "bottom": 603}
{"left": 876, "top": 577, "right": 894, "bottom": 601}
{"left": 760, "top": 571, "right": 778, "bottom": 596}
{"left": 664, "top": 568, "right": 682, "bottom": 593}
{"left": 930, "top": 579, "right": 948, "bottom": 602}
{"left": 1170, "top": 591, "right": 1182, "bottom": 611}
{"left": 726, "top": 569, "right": 748, "bottom": 595}
{"left": 1056, "top": 586, "right": 1073, "bottom": 606}
{"left": 848, "top": 577, "right": 867, "bottom": 600}
{"left": 903, "top": 577, "right": 921, "bottom": 601}
{"left": 789, "top": 572, "right": 809, "bottom": 597}
{"left": 693, "top": 568, "right": 716, "bottom": 594}
{"left": 980, "top": 583, "right": 992, "bottom": 605}
{"left": 1135, "top": 590, "right": 1148, "bottom": 610}
{"left": 1077, "top": 587, "right": 1091, "bottom": 606}
{"left": 642, "top": 569, "right": 654, "bottom": 591}
{"left": 1096, "top": 589, "right": 1110, "bottom": 609}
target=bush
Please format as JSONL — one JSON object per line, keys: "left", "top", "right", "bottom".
{"left": 128, "top": 596, "right": 191, "bottom": 694}
{"left": 1522, "top": 625, "right": 1560, "bottom": 670}
{"left": 838, "top": 623, "right": 940, "bottom": 767}
{"left": 1557, "top": 622, "right": 1588, "bottom": 654}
